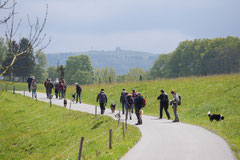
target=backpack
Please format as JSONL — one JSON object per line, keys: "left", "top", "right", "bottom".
{"left": 142, "top": 98, "right": 146, "bottom": 108}
{"left": 99, "top": 93, "right": 107, "bottom": 103}
{"left": 54, "top": 82, "right": 59, "bottom": 88}
{"left": 178, "top": 95, "right": 181, "bottom": 105}
{"left": 162, "top": 93, "right": 168, "bottom": 103}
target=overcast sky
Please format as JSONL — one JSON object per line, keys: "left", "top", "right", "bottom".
{"left": 0, "top": 0, "right": 240, "bottom": 54}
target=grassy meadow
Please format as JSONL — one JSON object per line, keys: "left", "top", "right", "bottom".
{"left": 65, "top": 73, "right": 240, "bottom": 159}
{"left": 0, "top": 92, "right": 141, "bottom": 159}
{"left": 1, "top": 73, "right": 240, "bottom": 159}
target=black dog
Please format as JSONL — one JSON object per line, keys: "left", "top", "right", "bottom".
{"left": 72, "top": 93, "right": 76, "bottom": 103}
{"left": 64, "top": 99, "right": 67, "bottom": 107}
{"left": 111, "top": 104, "right": 116, "bottom": 113}
{"left": 208, "top": 111, "right": 224, "bottom": 122}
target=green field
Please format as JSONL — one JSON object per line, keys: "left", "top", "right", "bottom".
{"left": 1, "top": 73, "right": 240, "bottom": 159}
{"left": 65, "top": 73, "right": 240, "bottom": 159}
{"left": 0, "top": 92, "right": 141, "bottom": 159}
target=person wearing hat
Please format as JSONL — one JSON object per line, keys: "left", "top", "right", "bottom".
{"left": 125, "top": 93, "right": 134, "bottom": 120}
{"left": 27, "top": 76, "right": 33, "bottom": 92}
{"left": 75, "top": 82, "right": 82, "bottom": 103}
{"left": 170, "top": 90, "right": 180, "bottom": 122}
{"left": 120, "top": 88, "right": 126, "bottom": 114}
{"left": 97, "top": 89, "right": 108, "bottom": 115}
{"left": 157, "top": 90, "right": 170, "bottom": 120}
{"left": 31, "top": 78, "right": 37, "bottom": 98}
{"left": 134, "top": 92, "right": 143, "bottom": 125}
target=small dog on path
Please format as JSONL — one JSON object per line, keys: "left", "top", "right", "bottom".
{"left": 208, "top": 111, "right": 224, "bottom": 122}
{"left": 110, "top": 104, "right": 116, "bottom": 113}
{"left": 64, "top": 99, "right": 67, "bottom": 107}
{"left": 72, "top": 93, "right": 75, "bottom": 103}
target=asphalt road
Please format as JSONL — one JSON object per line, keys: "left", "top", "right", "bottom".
{"left": 17, "top": 91, "right": 236, "bottom": 160}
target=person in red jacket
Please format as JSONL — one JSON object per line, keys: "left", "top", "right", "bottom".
{"left": 58, "top": 80, "right": 64, "bottom": 99}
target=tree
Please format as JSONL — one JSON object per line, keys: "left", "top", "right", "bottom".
{"left": 0, "top": 0, "right": 50, "bottom": 77}
{"left": 125, "top": 67, "right": 146, "bottom": 82}
{"left": 149, "top": 54, "right": 170, "bottom": 79}
{"left": 93, "top": 67, "right": 117, "bottom": 83}
{"left": 34, "top": 50, "right": 47, "bottom": 83}
{"left": 47, "top": 66, "right": 58, "bottom": 81}
{"left": 65, "top": 55, "right": 93, "bottom": 85}
{"left": 0, "top": 38, "right": 7, "bottom": 68}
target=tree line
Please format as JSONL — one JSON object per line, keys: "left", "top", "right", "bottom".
{"left": 150, "top": 36, "right": 240, "bottom": 79}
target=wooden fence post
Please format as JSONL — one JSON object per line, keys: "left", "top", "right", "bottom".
{"left": 122, "top": 122, "right": 125, "bottom": 139}
{"left": 50, "top": 98, "right": 52, "bottom": 107}
{"left": 78, "top": 137, "right": 84, "bottom": 160}
{"left": 95, "top": 106, "right": 97, "bottom": 119}
{"left": 118, "top": 110, "right": 120, "bottom": 125}
{"left": 109, "top": 129, "right": 112, "bottom": 149}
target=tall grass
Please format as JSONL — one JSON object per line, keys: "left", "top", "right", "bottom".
{"left": 0, "top": 92, "right": 141, "bottom": 159}
{"left": 1, "top": 73, "right": 240, "bottom": 159}
{"left": 65, "top": 73, "right": 240, "bottom": 159}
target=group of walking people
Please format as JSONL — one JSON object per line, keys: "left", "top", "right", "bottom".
{"left": 96, "top": 88, "right": 181, "bottom": 125}
{"left": 27, "top": 76, "right": 180, "bottom": 124}
{"left": 157, "top": 90, "right": 180, "bottom": 122}
{"left": 44, "top": 78, "right": 67, "bottom": 99}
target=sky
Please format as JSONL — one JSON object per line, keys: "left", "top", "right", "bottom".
{"left": 0, "top": 0, "right": 240, "bottom": 54}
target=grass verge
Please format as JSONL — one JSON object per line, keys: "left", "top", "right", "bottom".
{"left": 0, "top": 91, "right": 141, "bottom": 160}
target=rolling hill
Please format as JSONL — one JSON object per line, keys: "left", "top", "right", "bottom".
{"left": 46, "top": 48, "right": 159, "bottom": 75}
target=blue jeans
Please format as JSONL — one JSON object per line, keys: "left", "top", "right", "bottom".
{"left": 121, "top": 103, "right": 125, "bottom": 114}
{"left": 76, "top": 92, "right": 81, "bottom": 103}
{"left": 32, "top": 89, "right": 37, "bottom": 98}
{"left": 172, "top": 104, "right": 179, "bottom": 121}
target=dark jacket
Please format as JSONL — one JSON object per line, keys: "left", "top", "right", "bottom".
{"left": 76, "top": 85, "right": 82, "bottom": 93}
{"left": 97, "top": 91, "right": 108, "bottom": 103}
{"left": 120, "top": 91, "right": 126, "bottom": 103}
{"left": 157, "top": 93, "right": 169, "bottom": 107}
{"left": 27, "top": 77, "right": 33, "bottom": 84}
{"left": 134, "top": 96, "right": 143, "bottom": 109}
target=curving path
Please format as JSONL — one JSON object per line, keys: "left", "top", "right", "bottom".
{"left": 17, "top": 91, "right": 236, "bottom": 160}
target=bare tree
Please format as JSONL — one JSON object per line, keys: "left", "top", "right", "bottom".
{"left": 0, "top": 0, "right": 50, "bottom": 77}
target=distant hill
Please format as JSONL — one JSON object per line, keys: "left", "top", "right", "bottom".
{"left": 46, "top": 49, "right": 159, "bottom": 74}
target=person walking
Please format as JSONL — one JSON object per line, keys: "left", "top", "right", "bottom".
{"left": 44, "top": 78, "right": 49, "bottom": 98}
{"left": 47, "top": 79, "right": 54, "bottom": 98}
{"left": 75, "top": 82, "right": 82, "bottom": 103}
{"left": 120, "top": 88, "right": 126, "bottom": 114}
{"left": 58, "top": 80, "right": 64, "bottom": 99}
{"left": 170, "top": 90, "right": 180, "bottom": 122}
{"left": 134, "top": 92, "right": 143, "bottom": 125}
{"left": 126, "top": 93, "right": 134, "bottom": 120}
{"left": 62, "top": 79, "right": 67, "bottom": 98}
{"left": 157, "top": 90, "right": 170, "bottom": 120}
{"left": 31, "top": 78, "right": 37, "bottom": 98}
{"left": 27, "top": 76, "right": 33, "bottom": 92}
{"left": 96, "top": 89, "right": 107, "bottom": 115}
{"left": 54, "top": 78, "right": 59, "bottom": 99}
